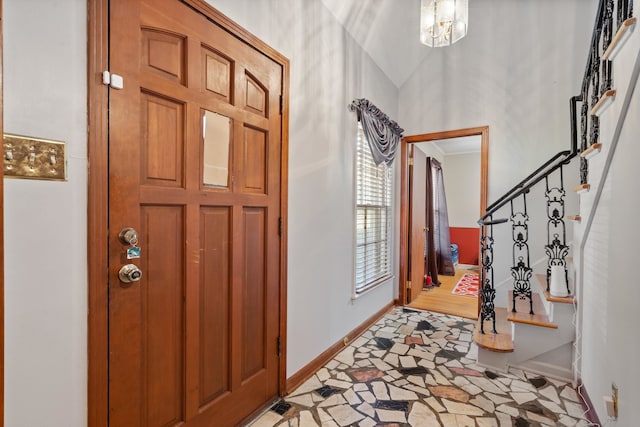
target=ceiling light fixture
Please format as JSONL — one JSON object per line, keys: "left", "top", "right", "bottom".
{"left": 420, "top": 0, "right": 468, "bottom": 47}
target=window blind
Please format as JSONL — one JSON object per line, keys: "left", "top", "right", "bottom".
{"left": 355, "top": 123, "right": 393, "bottom": 294}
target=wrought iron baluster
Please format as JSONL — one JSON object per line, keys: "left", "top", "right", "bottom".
{"left": 480, "top": 218, "right": 496, "bottom": 334}
{"left": 590, "top": 42, "right": 602, "bottom": 149}
{"left": 617, "top": 0, "right": 624, "bottom": 26}
{"left": 580, "top": 98, "right": 589, "bottom": 185}
{"left": 589, "top": 114, "right": 600, "bottom": 148}
{"left": 602, "top": 0, "right": 614, "bottom": 94}
{"left": 544, "top": 168, "right": 570, "bottom": 293}
{"left": 511, "top": 196, "right": 533, "bottom": 315}
{"left": 591, "top": 45, "right": 601, "bottom": 109}
{"left": 604, "top": 0, "right": 614, "bottom": 51}
{"left": 619, "top": 0, "right": 634, "bottom": 26}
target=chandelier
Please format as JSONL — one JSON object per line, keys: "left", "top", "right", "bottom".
{"left": 420, "top": 0, "right": 468, "bottom": 47}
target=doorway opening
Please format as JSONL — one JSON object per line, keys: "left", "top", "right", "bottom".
{"left": 399, "top": 127, "right": 488, "bottom": 319}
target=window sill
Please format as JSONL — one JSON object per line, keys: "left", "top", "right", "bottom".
{"left": 352, "top": 275, "right": 394, "bottom": 300}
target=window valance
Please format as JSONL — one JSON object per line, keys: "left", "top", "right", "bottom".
{"left": 348, "top": 98, "right": 404, "bottom": 167}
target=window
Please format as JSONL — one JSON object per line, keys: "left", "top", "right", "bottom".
{"left": 355, "top": 122, "right": 393, "bottom": 294}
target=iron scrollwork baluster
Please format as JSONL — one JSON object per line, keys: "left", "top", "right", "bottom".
{"left": 512, "top": 257, "right": 533, "bottom": 315}
{"left": 618, "top": 0, "right": 634, "bottom": 27}
{"left": 590, "top": 45, "right": 601, "bottom": 148}
{"left": 591, "top": 43, "right": 601, "bottom": 109}
{"left": 480, "top": 219, "right": 496, "bottom": 334}
{"left": 617, "top": 0, "right": 624, "bottom": 26}
{"left": 511, "top": 196, "right": 533, "bottom": 315}
{"left": 580, "top": 99, "right": 589, "bottom": 185}
{"left": 602, "top": 0, "right": 614, "bottom": 94}
{"left": 544, "top": 169, "right": 570, "bottom": 294}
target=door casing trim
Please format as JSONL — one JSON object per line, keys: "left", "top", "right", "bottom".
{"left": 398, "top": 126, "right": 488, "bottom": 308}
{"left": 87, "top": 1, "right": 290, "bottom": 425}
{"left": 0, "top": 1, "right": 4, "bottom": 425}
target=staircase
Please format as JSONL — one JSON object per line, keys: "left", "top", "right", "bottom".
{"left": 474, "top": 273, "right": 577, "bottom": 380}
{"left": 472, "top": 0, "right": 636, "bottom": 384}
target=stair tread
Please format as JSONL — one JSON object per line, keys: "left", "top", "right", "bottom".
{"left": 590, "top": 89, "right": 616, "bottom": 116}
{"left": 473, "top": 307, "right": 514, "bottom": 353}
{"left": 603, "top": 16, "right": 637, "bottom": 60}
{"left": 580, "top": 143, "right": 602, "bottom": 159}
{"left": 507, "top": 291, "right": 558, "bottom": 328}
{"left": 573, "top": 183, "right": 591, "bottom": 193}
{"left": 534, "top": 274, "right": 576, "bottom": 305}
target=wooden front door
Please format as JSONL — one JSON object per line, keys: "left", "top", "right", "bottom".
{"left": 408, "top": 146, "right": 427, "bottom": 303}
{"left": 108, "top": 0, "right": 284, "bottom": 425}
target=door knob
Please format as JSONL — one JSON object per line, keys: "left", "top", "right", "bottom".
{"left": 118, "top": 227, "right": 139, "bottom": 245}
{"left": 118, "top": 264, "right": 142, "bottom": 283}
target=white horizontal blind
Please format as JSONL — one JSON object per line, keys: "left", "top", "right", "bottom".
{"left": 355, "top": 123, "right": 393, "bottom": 294}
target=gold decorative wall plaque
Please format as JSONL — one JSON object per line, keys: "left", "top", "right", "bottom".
{"left": 3, "top": 134, "right": 66, "bottom": 181}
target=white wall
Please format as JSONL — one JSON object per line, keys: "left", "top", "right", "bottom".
{"left": 415, "top": 141, "right": 445, "bottom": 164}
{"left": 205, "top": 0, "right": 399, "bottom": 377}
{"left": 576, "top": 21, "right": 640, "bottom": 425}
{"left": 443, "top": 152, "right": 481, "bottom": 228}
{"left": 400, "top": 0, "right": 594, "bottom": 285}
{"left": 3, "top": 1, "right": 87, "bottom": 426}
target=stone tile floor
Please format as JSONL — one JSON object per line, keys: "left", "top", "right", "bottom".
{"left": 248, "top": 308, "right": 592, "bottom": 427}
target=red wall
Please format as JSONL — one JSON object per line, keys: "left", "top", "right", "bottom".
{"left": 450, "top": 227, "right": 480, "bottom": 265}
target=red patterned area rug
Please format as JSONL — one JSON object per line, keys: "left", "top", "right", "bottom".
{"left": 451, "top": 273, "right": 479, "bottom": 297}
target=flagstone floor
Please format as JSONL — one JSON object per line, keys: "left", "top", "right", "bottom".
{"left": 248, "top": 307, "right": 591, "bottom": 427}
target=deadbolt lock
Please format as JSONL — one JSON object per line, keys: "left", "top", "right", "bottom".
{"left": 118, "top": 264, "right": 142, "bottom": 283}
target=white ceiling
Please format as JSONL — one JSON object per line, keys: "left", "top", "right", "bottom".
{"left": 416, "top": 135, "right": 481, "bottom": 157}
{"left": 432, "top": 135, "right": 481, "bottom": 154}
{"left": 319, "top": 0, "right": 430, "bottom": 88}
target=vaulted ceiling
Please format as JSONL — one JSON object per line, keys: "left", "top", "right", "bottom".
{"left": 319, "top": 0, "right": 430, "bottom": 88}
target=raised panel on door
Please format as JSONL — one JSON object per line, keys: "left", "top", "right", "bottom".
{"left": 244, "top": 71, "right": 267, "bottom": 116}
{"left": 241, "top": 207, "right": 267, "bottom": 381}
{"left": 199, "top": 207, "right": 231, "bottom": 407}
{"left": 141, "top": 28, "right": 187, "bottom": 84}
{"left": 141, "top": 205, "right": 186, "bottom": 427}
{"left": 140, "top": 92, "right": 185, "bottom": 187}
{"left": 242, "top": 126, "right": 267, "bottom": 194}
{"left": 202, "top": 45, "right": 233, "bottom": 102}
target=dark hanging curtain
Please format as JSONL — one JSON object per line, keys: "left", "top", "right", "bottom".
{"left": 348, "top": 98, "right": 403, "bottom": 166}
{"left": 425, "top": 157, "right": 455, "bottom": 284}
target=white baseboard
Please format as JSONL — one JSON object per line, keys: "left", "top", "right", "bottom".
{"left": 457, "top": 263, "right": 479, "bottom": 270}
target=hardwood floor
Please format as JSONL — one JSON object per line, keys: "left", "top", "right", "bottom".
{"left": 408, "top": 266, "right": 479, "bottom": 320}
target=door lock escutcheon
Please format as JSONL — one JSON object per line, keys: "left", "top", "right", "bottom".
{"left": 119, "top": 264, "right": 142, "bottom": 283}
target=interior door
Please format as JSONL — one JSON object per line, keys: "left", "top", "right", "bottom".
{"left": 409, "top": 146, "right": 427, "bottom": 302}
{"left": 108, "top": 0, "right": 283, "bottom": 425}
